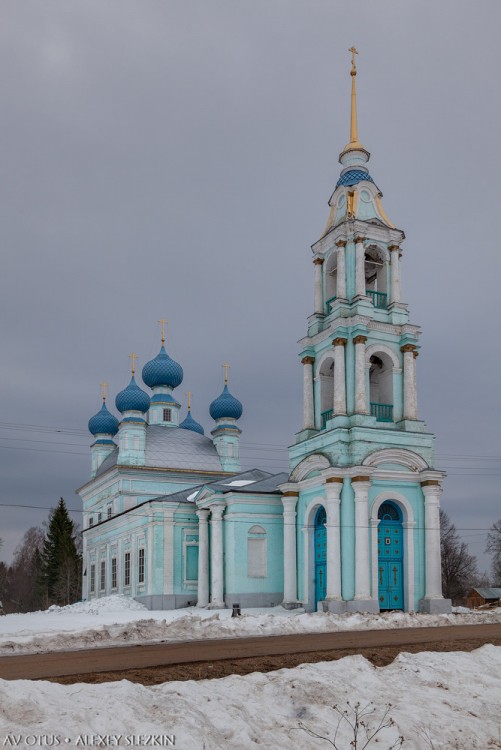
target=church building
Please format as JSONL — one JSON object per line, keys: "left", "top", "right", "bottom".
{"left": 79, "top": 52, "right": 450, "bottom": 614}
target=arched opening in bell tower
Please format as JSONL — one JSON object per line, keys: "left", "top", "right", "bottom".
{"left": 365, "top": 246, "right": 388, "bottom": 309}
{"left": 369, "top": 353, "right": 393, "bottom": 422}
{"left": 324, "top": 252, "right": 338, "bottom": 314}
{"left": 318, "top": 356, "right": 335, "bottom": 428}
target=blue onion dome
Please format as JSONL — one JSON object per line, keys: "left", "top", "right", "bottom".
{"left": 142, "top": 346, "right": 183, "bottom": 389}
{"left": 88, "top": 402, "right": 119, "bottom": 436}
{"left": 209, "top": 384, "right": 243, "bottom": 420}
{"left": 179, "top": 410, "right": 204, "bottom": 435}
{"left": 115, "top": 376, "right": 151, "bottom": 413}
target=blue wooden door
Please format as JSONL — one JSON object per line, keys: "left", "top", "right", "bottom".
{"left": 315, "top": 506, "right": 327, "bottom": 603}
{"left": 377, "top": 502, "right": 404, "bottom": 610}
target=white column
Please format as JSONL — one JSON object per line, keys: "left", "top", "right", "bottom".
{"left": 335, "top": 240, "right": 347, "bottom": 300}
{"left": 196, "top": 509, "right": 210, "bottom": 607}
{"left": 422, "top": 482, "right": 444, "bottom": 599}
{"left": 353, "top": 478, "right": 372, "bottom": 601}
{"left": 282, "top": 494, "right": 299, "bottom": 606}
{"left": 313, "top": 258, "right": 324, "bottom": 315}
{"left": 354, "top": 335, "right": 368, "bottom": 414}
{"left": 355, "top": 236, "right": 366, "bottom": 298}
{"left": 389, "top": 245, "right": 401, "bottom": 304}
{"left": 333, "top": 338, "right": 347, "bottom": 415}
{"left": 325, "top": 479, "right": 342, "bottom": 601}
{"left": 301, "top": 356, "right": 315, "bottom": 430}
{"left": 401, "top": 345, "right": 418, "bottom": 419}
{"left": 209, "top": 503, "right": 225, "bottom": 608}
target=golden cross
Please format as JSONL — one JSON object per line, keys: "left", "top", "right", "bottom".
{"left": 222, "top": 362, "right": 230, "bottom": 385}
{"left": 100, "top": 381, "right": 108, "bottom": 402}
{"left": 187, "top": 390, "right": 192, "bottom": 410}
{"left": 158, "top": 319, "right": 168, "bottom": 345}
{"left": 129, "top": 352, "right": 138, "bottom": 375}
{"left": 349, "top": 46, "right": 358, "bottom": 72}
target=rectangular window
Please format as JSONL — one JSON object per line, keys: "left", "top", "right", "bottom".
{"left": 100, "top": 560, "right": 106, "bottom": 591}
{"left": 248, "top": 538, "right": 267, "bottom": 578}
{"left": 138, "top": 548, "right": 145, "bottom": 584}
{"left": 107, "top": 506, "right": 112, "bottom": 519}
{"left": 163, "top": 408, "right": 172, "bottom": 422}
{"left": 124, "top": 552, "right": 131, "bottom": 587}
{"left": 97, "top": 512, "right": 102, "bottom": 523}
{"left": 111, "top": 557, "right": 117, "bottom": 589}
{"left": 90, "top": 564, "right": 95, "bottom": 593}
{"left": 89, "top": 516, "right": 94, "bottom": 527}
{"left": 185, "top": 545, "right": 199, "bottom": 581}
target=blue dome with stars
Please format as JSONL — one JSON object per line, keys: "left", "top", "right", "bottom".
{"left": 142, "top": 346, "right": 183, "bottom": 389}
{"left": 115, "top": 376, "right": 151, "bottom": 414}
{"left": 88, "top": 402, "right": 119, "bottom": 436}
{"left": 209, "top": 385, "right": 243, "bottom": 420}
{"left": 179, "top": 410, "right": 205, "bottom": 435}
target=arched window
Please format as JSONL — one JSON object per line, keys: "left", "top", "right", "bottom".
{"left": 318, "top": 356, "right": 335, "bottom": 428}
{"left": 247, "top": 525, "right": 267, "bottom": 578}
{"left": 365, "top": 246, "right": 388, "bottom": 309}
{"left": 369, "top": 352, "right": 394, "bottom": 422}
{"left": 378, "top": 502, "right": 402, "bottom": 522}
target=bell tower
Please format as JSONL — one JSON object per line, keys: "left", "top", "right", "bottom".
{"left": 292, "top": 47, "right": 426, "bottom": 454}
{"left": 284, "top": 50, "right": 450, "bottom": 615}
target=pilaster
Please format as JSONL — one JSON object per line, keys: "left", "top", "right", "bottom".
{"left": 313, "top": 258, "right": 324, "bottom": 315}
{"left": 350, "top": 476, "right": 378, "bottom": 612}
{"left": 324, "top": 477, "right": 344, "bottom": 611}
{"left": 196, "top": 509, "right": 210, "bottom": 607}
{"left": 301, "top": 356, "right": 315, "bottom": 430}
{"left": 208, "top": 503, "right": 226, "bottom": 608}
{"left": 335, "top": 240, "right": 347, "bottom": 300}
{"left": 419, "top": 481, "right": 451, "bottom": 612}
{"left": 282, "top": 492, "right": 300, "bottom": 608}
{"left": 333, "top": 337, "right": 347, "bottom": 415}
{"left": 354, "top": 236, "right": 366, "bottom": 299}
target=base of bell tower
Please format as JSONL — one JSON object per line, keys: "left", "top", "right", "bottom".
{"left": 418, "top": 597, "right": 452, "bottom": 614}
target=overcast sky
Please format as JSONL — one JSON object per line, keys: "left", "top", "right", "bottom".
{"left": 0, "top": 1, "right": 500, "bottom": 575}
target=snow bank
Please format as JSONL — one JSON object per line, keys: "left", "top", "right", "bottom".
{"left": 1, "top": 645, "right": 501, "bottom": 748}
{"left": 1, "top": 595, "right": 501, "bottom": 655}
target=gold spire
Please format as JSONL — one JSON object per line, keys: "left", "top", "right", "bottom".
{"left": 343, "top": 46, "right": 365, "bottom": 153}
{"left": 187, "top": 390, "right": 192, "bottom": 410}
{"left": 100, "top": 381, "right": 108, "bottom": 403}
{"left": 158, "top": 318, "right": 167, "bottom": 345}
{"left": 129, "top": 352, "right": 138, "bottom": 376}
{"left": 222, "top": 362, "right": 230, "bottom": 385}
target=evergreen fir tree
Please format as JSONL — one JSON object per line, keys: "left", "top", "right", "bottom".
{"left": 42, "top": 498, "right": 81, "bottom": 606}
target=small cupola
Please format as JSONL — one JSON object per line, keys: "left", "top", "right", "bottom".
{"left": 210, "top": 364, "right": 242, "bottom": 472}
{"left": 179, "top": 391, "right": 205, "bottom": 435}
{"left": 116, "top": 354, "right": 148, "bottom": 466}
{"left": 88, "top": 383, "right": 119, "bottom": 477}
{"left": 142, "top": 321, "right": 183, "bottom": 426}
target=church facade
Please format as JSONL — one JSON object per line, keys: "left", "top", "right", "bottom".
{"left": 79, "top": 55, "right": 450, "bottom": 614}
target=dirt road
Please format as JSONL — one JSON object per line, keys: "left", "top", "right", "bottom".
{"left": 0, "top": 623, "right": 500, "bottom": 685}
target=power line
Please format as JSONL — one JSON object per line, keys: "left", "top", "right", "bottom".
{"left": 0, "top": 502, "right": 499, "bottom": 535}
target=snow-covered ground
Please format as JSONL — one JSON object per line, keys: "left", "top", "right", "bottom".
{"left": 1, "top": 645, "right": 501, "bottom": 748}
{"left": 0, "top": 595, "right": 500, "bottom": 655}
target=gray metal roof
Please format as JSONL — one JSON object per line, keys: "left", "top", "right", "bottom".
{"left": 95, "top": 425, "right": 224, "bottom": 477}
{"left": 151, "top": 469, "right": 288, "bottom": 505}
{"left": 471, "top": 588, "right": 501, "bottom": 599}
{"left": 226, "top": 472, "right": 289, "bottom": 493}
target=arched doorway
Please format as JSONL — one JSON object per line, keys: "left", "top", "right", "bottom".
{"left": 377, "top": 502, "right": 403, "bottom": 610}
{"left": 314, "top": 506, "right": 327, "bottom": 605}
